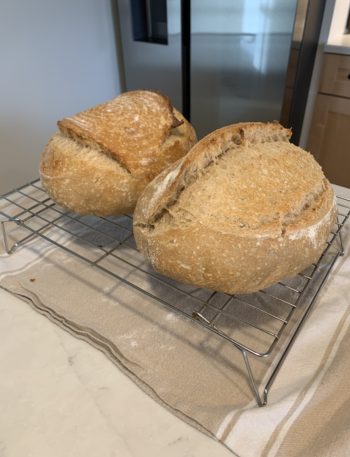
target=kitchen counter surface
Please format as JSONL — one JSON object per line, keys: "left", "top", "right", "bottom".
{"left": 0, "top": 287, "right": 232, "bottom": 457}
{"left": 325, "top": 33, "right": 350, "bottom": 55}
{"left": 324, "top": 0, "right": 350, "bottom": 56}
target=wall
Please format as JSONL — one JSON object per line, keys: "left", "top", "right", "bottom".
{"left": 0, "top": 0, "right": 121, "bottom": 194}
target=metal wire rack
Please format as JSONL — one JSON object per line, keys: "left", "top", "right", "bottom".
{"left": 1, "top": 179, "right": 349, "bottom": 406}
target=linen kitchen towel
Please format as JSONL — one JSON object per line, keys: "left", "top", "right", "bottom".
{"left": 1, "top": 182, "right": 350, "bottom": 457}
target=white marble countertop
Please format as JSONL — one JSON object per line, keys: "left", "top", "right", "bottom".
{"left": 0, "top": 287, "right": 232, "bottom": 457}
{"left": 324, "top": 0, "right": 350, "bottom": 55}
{"left": 325, "top": 33, "right": 350, "bottom": 55}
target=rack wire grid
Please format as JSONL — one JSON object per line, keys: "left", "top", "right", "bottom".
{"left": 1, "top": 179, "right": 349, "bottom": 406}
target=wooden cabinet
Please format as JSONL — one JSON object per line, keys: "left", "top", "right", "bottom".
{"left": 307, "top": 53, "right": 350, "bottom": 187}
{"left": 319, "top": 53, "right": 350, "bottom": 98}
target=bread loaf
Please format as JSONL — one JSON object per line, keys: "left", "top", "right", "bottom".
{"left": 39, "top": 90, "right": 197, "bottom": 215}
{"left": 133, "top": 122, "right": 337, "bottom": 294}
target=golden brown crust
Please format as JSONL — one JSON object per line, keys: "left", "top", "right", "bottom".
{"left": 136, "top": 122, "right": 292, "bottom": 225}
{"left": 57, "top": 90, "right": 185, "bottom": 175}
{"left": 39, "top": 91, "right": 197, "bottom": 216}
{"left": 40, "top": 132, "right": 144, "bottom": 215}
{"left": 133, "top": 122, "right": 336, "bottom": 294}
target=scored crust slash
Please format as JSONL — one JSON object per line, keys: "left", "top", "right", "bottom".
{"left": 39, "top": 90, "right": 196, "bottom": 216}
{"left": 133, "top": 122, "right": 336, "bottom": 295}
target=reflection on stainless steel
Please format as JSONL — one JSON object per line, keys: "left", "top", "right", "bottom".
{"left": 191, "top": 0, "right": 298, "bottom": 138}
{"left": 280, "top": 0, "right": 308, "bottom": 128}
{"left": 292, "top": 0, "right": 308, "bottom": 43}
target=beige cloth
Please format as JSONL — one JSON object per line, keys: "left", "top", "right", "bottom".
{"left": 1, "top": 186, "right": 350, "bottom": 457}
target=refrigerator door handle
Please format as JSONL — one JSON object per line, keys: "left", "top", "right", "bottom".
{"left": 181, "top": 0, "right": 191, "bottom": 120}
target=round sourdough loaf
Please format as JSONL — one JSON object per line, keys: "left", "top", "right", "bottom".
{"left": 133, "top": 122, "right": 337, "bottom": 294}
{"left": 39, "top": 90, "right": 197, "bottom": 215}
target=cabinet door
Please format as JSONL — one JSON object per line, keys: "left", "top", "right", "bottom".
{"left": 307, "top": 94, "right": 350, "bottom": 188}
{"left": 319, "top": 53, "right": 350, "bottom": 98}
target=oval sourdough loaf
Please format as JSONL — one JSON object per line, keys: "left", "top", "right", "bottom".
{"left": 133, "top": 122, "right": 337, "bottom": 294}
{"left": 40, "top": 90, "right": 197, "bottom": 215}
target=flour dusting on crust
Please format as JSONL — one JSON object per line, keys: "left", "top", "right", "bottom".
{"left": 287, "top": 203, "right": 336, "bottom": 247}
{"left": 147, "top": 161, "right": 183, "bottom": 211}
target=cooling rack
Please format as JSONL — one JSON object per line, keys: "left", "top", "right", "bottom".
{"left": 1, "top": 179, "right": 349, "bottom": 406}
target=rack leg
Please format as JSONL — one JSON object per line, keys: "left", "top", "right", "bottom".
{"left": 338, "top": 229, "right": 344, "bottom": 256}
{"left": 1, "top": 220, "right": 15, "bottom": 254}
{"left": 241, "top": 350, "right": 265, "bottom": 407}
{"left": 1, "top": 219, "right": 31, "bottom": 255}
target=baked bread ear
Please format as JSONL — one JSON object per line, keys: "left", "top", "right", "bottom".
{"left": 133, "top": 122, "right": 337, "bottom": 294}
{"left": 39, "top": 90, "right": 197, "bottom": 215}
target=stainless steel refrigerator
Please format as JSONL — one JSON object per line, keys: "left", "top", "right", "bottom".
{"left": 116, "top": 0, "right": 326, "bottom": 142}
